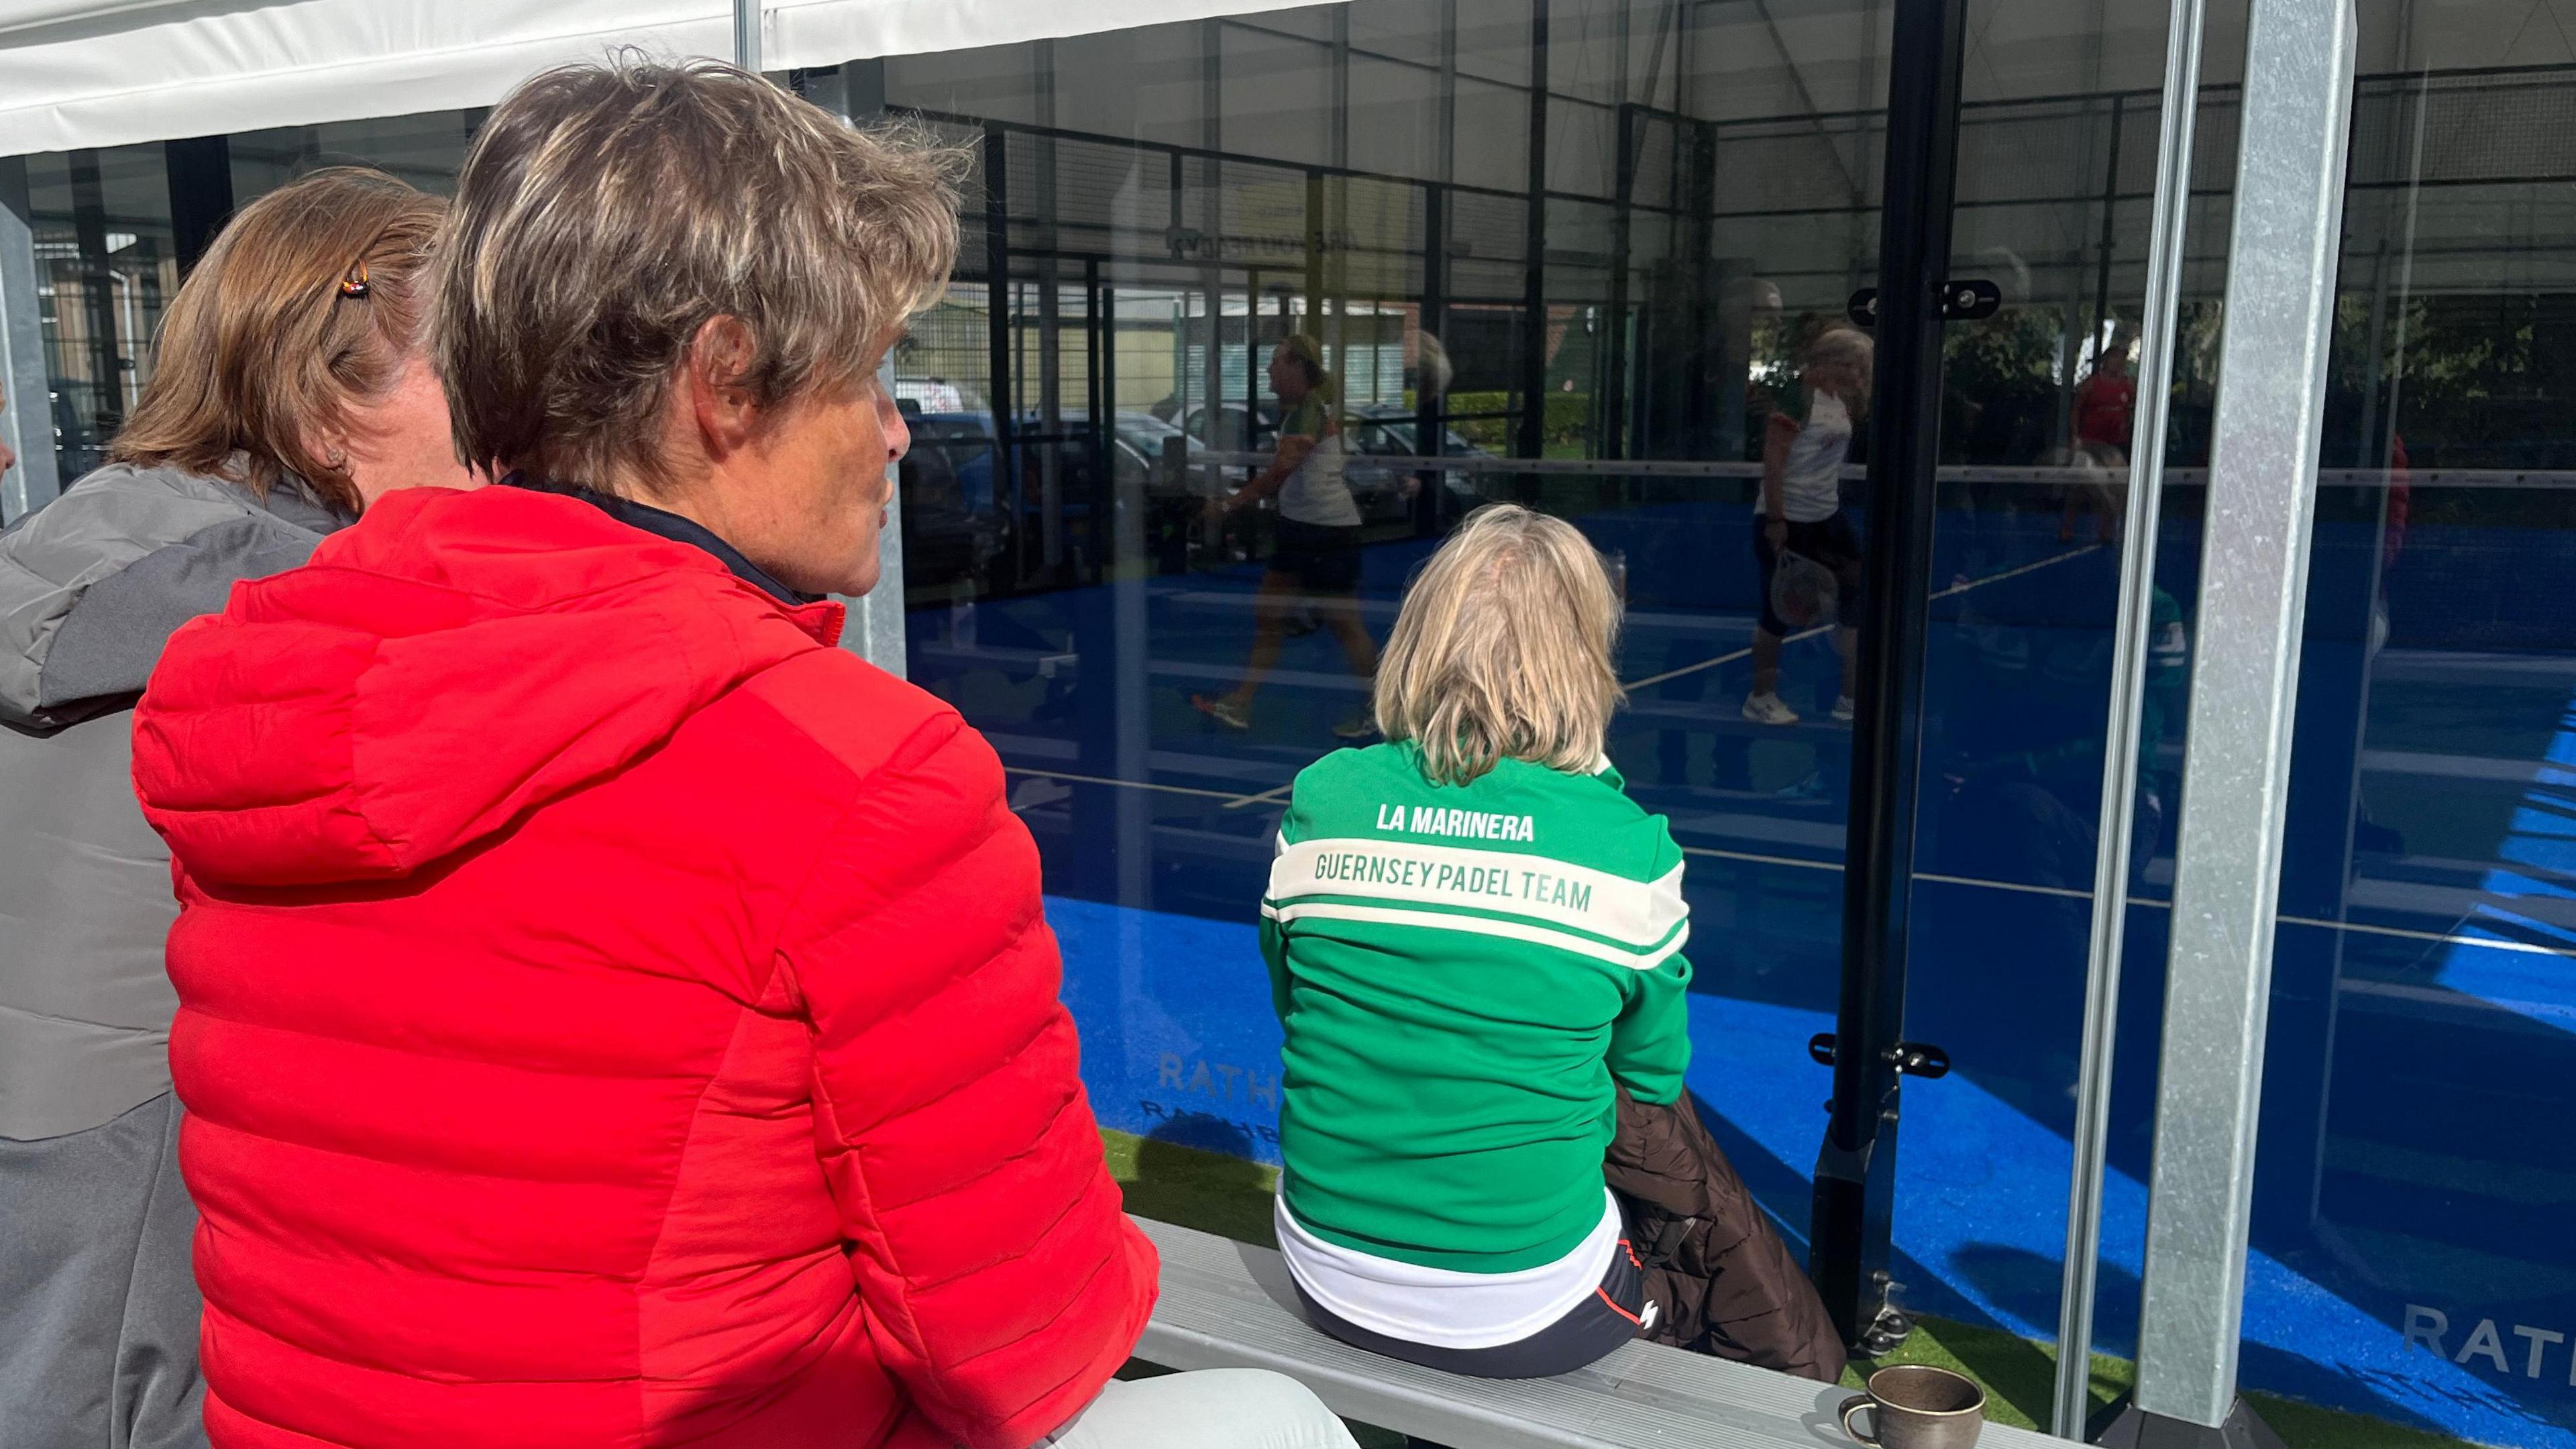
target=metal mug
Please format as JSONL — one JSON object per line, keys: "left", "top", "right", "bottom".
{"left": 1838, "top": 1364, "right": 1986, "bottom": 1449}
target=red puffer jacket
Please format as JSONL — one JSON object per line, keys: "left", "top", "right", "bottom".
{"left": 130, "top": 485, "right": 1155, "bottom": 1449}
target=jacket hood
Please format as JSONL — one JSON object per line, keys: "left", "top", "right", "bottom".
{"left": 131, "top": 485, "right": 843, "bottom": 888}
{"left": 0, "top": 462, "right": 347, "bottom": 729}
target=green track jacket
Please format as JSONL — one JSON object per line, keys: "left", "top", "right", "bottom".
{"left": 1261, "top": 741, "right": 1694, "bottom": 1273}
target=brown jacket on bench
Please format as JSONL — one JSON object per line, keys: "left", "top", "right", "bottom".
{"left": 1607, "top": 1090, "right": 1849, "bottom": 1384}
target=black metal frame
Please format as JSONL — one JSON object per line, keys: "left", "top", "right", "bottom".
{"left": 1515, "top": 0, "right": 1551, "bottom": 471}
{"left": 164, "top": 134, "right": 233, "bottom": 276}
{"left": 65, "top": 150, "right": 129, "bottom": 444}
{"left": 1810, "top": 0, "right": 1969, "bottom": 1357}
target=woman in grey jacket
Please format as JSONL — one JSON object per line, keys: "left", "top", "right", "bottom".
{"left": 0, "top": 168, "right": 473, "bottom": 1449}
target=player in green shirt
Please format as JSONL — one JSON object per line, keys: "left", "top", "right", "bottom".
{"left": 1263, "top": 503, "right": 1686, "bottom": 1377}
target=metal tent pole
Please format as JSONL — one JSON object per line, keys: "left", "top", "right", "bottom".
{"left": 0, "top": 157, "right": 60, "bottom": 525}
{"left": 733, "top": 0, "right": 763, "bottom": 72}
{"left": 801, "top": 64, "right": 909, "bottom": 678}
{"left": 2104, "top": 1, "right": 2357, "bottom": 1444}
{"left": 2049, "top": 0, "right": 2208, "bottom": 1433}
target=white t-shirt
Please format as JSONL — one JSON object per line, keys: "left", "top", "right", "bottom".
{"left": 1779, "top": 390, "right": 1853, "bottom": 523}
{"left": 1275, "top": 1188, "right": 1623, "bottom": 1349}
{"left": 1275, "top": 397, "right": 1361, "bottom": 528}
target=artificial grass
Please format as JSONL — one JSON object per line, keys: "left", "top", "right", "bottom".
{"left": 1100, "top": 1128, "right": 2478, "bottom": 1449}
{"left": 1104, "top": 1128, "right": 1283, "bottom": 1248}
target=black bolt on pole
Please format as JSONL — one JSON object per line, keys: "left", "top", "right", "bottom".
{"left": 1809, "top": 0, "right": 1968, "bottom": 1358}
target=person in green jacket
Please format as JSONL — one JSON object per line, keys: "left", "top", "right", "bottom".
{"left": 1262, "top": 502, "right": 1688, "bottom": 1377}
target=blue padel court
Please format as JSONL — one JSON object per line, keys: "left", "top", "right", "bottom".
{"left": 908, "top": 492, "right": 2576, "bottom": 1448}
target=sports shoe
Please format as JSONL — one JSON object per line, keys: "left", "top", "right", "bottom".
{"left": 1831, "top": 695, "right": 1856, "bottom": 722}
{"left": 1330, "top": 713, "right": 1379, "bottom": 741}
{"left": 1192, "top": 694, "right": 1251, "bottom": 731}
{"left": 1742, "top": 692, "right": 1800, "bottom": 726}
{"left": 1776, "top": 769, "right": 1828, "bottom": 802}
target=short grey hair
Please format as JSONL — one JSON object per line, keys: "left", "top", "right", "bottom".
{"left": 433, "top": 58, "right": 964, "bottom": 494}
{"left": 1375, "top": 504, "right": 1626, "bottom": 786}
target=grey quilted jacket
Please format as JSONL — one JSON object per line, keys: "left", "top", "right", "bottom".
{"left": 0, "top": 462, "right": 347, "bottom": 1141}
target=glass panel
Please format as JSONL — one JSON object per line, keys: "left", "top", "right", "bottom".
{"left": 2241, "top": 27, "right": 2576, "bottom": 1449}
{"left": 228, "top": 111, "right": 480, "bottom": 198}
{"left": 5, "top": 110, "right": 482, "bottom": 496}
{"left": 1894, "top": 0, "right": 2203, "bottom": 1400}
{"left": 883, "top": 1, "right": 1888, "bottom": 1283}
{"left": 5, "top": 13, "right": 2557, "bottom": 1440}
{"left": 22, "top": 145, "right": 175, "bottom": 485}
{"left": 1219, "top": 25, "right": 1337, "bottom": 167}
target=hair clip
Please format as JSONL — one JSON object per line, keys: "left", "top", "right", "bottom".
{"left": 339, "top": 263, "right": 371, "bottom": 299}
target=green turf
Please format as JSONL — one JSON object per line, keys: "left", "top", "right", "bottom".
{"left": 1104, "top": 1128, "right": 1282, "bottom": 1248}
{"left": 1101, "top": 1128, "right": 2480, "bottom": 1449}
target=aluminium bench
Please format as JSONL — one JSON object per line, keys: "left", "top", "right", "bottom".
{"left": 1130, "top": 1215, "right": 2059, "bottom": 1449}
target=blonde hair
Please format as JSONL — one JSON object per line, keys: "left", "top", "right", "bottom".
{"left": 1375, "top": 504, "right": 1625, "bottom": 786}
{"left": 111, "top": 168, "right": 443, "bottom": 511}
{"left": 433, "top": 58, "right": 965, "bottom": 496}
{"left": 1276, "top": 332, "right": 1338, "bottom": 405}
{"left": 1803, "top": 326, "right": 1874, "bottom": 391}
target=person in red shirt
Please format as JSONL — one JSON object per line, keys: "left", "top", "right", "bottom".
{"left": 129, "top": 60, "right": 1352, "bottom": 1449}
{"left": 2061, "top": 341, "right": 2137, "bottom": 544}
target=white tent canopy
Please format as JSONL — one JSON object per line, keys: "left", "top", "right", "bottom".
{"left": 0, "top": 0, "right": 1281, "bottom": 155}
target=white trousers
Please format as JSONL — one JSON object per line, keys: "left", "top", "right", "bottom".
{"left": 1046, "top": 1368, "right": 1363, "bottom": 1449}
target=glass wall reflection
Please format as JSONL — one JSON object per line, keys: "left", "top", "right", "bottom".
{"left": 3, "top": 5, "right": 2571, "bottom": 1438}
{"left": 881, "top": 1, "right": 1886, "bottom": 1225}
{"left": 21, "top": 144, "right": 177, "bottom": 484}
{"left": 1896, "top": 0, "right": 2220, "bottom": 1399}
{"left": 2240, "top": 23, "right": 2576, "bottom": 1446}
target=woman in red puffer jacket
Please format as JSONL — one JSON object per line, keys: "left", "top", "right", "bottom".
{"left": 123, "top": 62, "right": 1340, "bottom": 1449}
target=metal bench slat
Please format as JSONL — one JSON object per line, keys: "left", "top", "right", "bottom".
{"left": 1130, "top": 1216, "right": 2061, "bottom": 1449}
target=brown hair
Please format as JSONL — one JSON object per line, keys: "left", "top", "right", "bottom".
{"left": 111, "top": 168, "right": 444, "bottom": 512}
{"left": 435, "top": 59, "right": 964, "bottom": 497}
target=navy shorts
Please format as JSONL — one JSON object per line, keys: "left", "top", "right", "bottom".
{"left": 1272, "top": 518, "right": 1364, "bottom": 595}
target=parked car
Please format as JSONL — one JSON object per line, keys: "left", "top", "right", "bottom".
{"left": 896, "top": 406, "right": 1007, "bottom": 593}
{"left": 1344, "top": 405, "right": 1490, "bottom": 466}
{"left": 1175, "top": 400, "right": 1487, "bottom": 521}
{"left": 899, "top": 409, "right": 1218, "bottom": 586}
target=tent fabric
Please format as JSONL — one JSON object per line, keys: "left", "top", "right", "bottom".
{"left": 0, "top": 0, "right": 1286, "bottom": 156}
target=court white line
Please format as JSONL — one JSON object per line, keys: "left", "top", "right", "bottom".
{"left": 1679, "top": 845, "right": 1844, "bottom": 872}
{"left": 996, "top": 780, "right": 2576, "bottom": 963}
{"left": 1623, "top": 637, "right": 1792, "bottom": 692}
{"left": 1617, "top": 543, "right": 2105, "bottom": 693}
{"left": 1915, "top": 870, "right": 2100, "bottom": 902}
{"left": 1914, "top": 877, "right": 2576, "bottom": 963}
{"left": 1160, "top": 586, "right": 1735, "bottom": 637}
{"left": 1003, "top": 766, "right": 1255, "bottom": 804}
{"left": 1929, "top": 542, "right": 2107, "bottom": 599}
{"left": 1153, "top": 658, "right": 1375, "bottom": 693}
{"left": 2275, "top": 912, "right": 2576, "bottom": 961}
